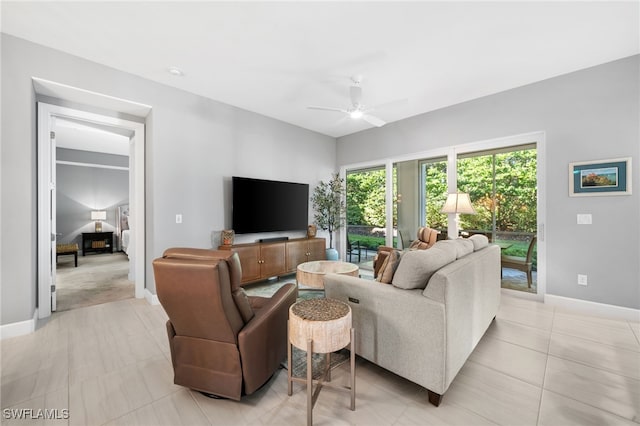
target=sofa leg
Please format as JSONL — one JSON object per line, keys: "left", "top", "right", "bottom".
{"left": 427, "top": 390, "right": 442, "bottom": 406}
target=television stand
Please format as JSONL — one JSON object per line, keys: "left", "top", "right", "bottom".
{"left": 219, "top": 237, "right": 325, "bottom": 286}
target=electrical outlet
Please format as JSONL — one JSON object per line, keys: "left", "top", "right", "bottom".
{"left": 175, "top": 214, "right": 182, "bottom": 224}
{"left": 577, "top": 214, "right": 592, "bottom": 225}
{"left": 577, "top": 274, "right": 588, "bottom": 286}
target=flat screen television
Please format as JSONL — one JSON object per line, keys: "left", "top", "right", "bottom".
{"left": 232, "top": 176, "right": 309, "bottom": 234}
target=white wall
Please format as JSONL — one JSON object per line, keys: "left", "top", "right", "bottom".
{"left": 56, "top": 163, "right": 129, "bottom": 249}
{"left": 0, "top": 34, "right": 336, "bottom": 325}
{"left": 337, "top": 55, "right": 640, "bottom": 310}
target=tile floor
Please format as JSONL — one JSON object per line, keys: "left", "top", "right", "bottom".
{"left": 2, "top": 289, "right": 639, "bottom": 425}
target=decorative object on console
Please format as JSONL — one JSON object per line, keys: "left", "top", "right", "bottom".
{"left": 221, "top": 229, "right": 235, "bottom": 246}
{"left": 91, "top": 210, "right": 106, "bottom": 232}
{"left": 311, "top": 174, "right": 345, "bottom": 260}
{"left": 569, "top": 157, "right": 632, "bottom": 196}
{"left": 307, "top": 224, "right": 317, "bottom": 238}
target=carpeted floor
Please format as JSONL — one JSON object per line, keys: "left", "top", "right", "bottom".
{"left": 55, "top": 252, "right": 133, "bottom": 312}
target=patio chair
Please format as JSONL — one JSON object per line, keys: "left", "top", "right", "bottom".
{"left": 501, "top": 236, "right": 537, "bottom": 288}
{"left": 347, "top": 238, "right": 362, "bottom": 263}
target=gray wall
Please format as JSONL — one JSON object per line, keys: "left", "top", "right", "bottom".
{"left": 337, "top": 55, "right": 640, "bottom": 310}
{"left": 56, "top": 149, "right": 129, "bottom": 250}
{"left": 1, "top": 34, "right": 336, "bottom": 325}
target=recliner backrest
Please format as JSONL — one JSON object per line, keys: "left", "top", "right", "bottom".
{"left": 153, "top": 248, "right": 245, "bottom": 344}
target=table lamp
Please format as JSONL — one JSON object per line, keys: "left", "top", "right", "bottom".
{"left": 441, "top": 193, "right": 476, "bottom": 234}
{"left": 91, "top": 210, "right": 106, "bottom": 232}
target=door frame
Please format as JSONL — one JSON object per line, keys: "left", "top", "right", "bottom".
{"left": 37, "top": 102, "right": 146, "bottom": 318}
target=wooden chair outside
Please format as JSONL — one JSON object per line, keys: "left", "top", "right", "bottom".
{"left": 501, "top": 236, "right": 537, "bottom": 288}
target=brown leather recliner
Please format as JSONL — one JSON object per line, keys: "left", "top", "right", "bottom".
{"left": 153, "top": 248, "right": 297, "bottom": 400}
{"left": 373, "top": 227, "right": 440, "bottom": 278}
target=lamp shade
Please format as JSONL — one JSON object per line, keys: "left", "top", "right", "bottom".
{"left": 91, "top": 210, "right": 107, "bottom": 221}
{"left": 441, "top": 193, "right": 476, "bottom": 215}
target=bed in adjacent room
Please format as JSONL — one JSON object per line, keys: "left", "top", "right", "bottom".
{"left": 117, "top": 204, "right": 130, "bottom": 258}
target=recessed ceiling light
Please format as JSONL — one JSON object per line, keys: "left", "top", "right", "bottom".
{"left": 167, "top": 67, "right": 184, "bottom": 77}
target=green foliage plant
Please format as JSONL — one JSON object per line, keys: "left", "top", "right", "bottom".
{"left": 311, "top": 174, "right": 345, "bottom": 249}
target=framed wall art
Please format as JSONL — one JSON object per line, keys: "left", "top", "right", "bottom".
{"left": 569, "top": 157, "right": 632, "bottom": 197}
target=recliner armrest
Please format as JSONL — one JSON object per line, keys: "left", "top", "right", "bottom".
{"left": 237, "top": 283, "right": 297, "bottom": 395}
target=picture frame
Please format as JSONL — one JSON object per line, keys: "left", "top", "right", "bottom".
{"left": 569, "top": 157, "right": 632, "bottom": 197}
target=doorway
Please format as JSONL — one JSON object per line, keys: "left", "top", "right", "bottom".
{"left": 37, "top": 101, "right": 146, "bottom": 318}
{"left": 54, "top": 118, "right": 134, "bottom": 311}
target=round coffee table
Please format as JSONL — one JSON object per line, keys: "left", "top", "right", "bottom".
{"left": 296, "top": 260, "right": 359, "bottom": 289}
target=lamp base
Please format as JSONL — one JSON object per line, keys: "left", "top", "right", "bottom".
{"left": 95, "top": 221, "right": 102, "bottom": 232}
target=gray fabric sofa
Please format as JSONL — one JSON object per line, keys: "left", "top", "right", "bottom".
{"left": 324, "top": 236, "right": 501, "bottom": 406}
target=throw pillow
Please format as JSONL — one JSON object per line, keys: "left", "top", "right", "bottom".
{"left": 392, "top": 246, "right": 456, "bottom": 289}
{"left": 468, "top": 234, "right": 489, "bottom": 251}
{"left": 232, "top": 287, "right": 255, "bottom": 323}
{"left": 376, "top": 249, "right": 402, "bottom": 284}
{"left": 409, "top": 239, "right": 429, "bottom": 250}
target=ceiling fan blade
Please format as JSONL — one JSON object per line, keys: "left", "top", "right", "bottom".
{"left": 307, "top": 106, "right": 347, "bottom": 113}
{"left": 362, "top": 114, "right": 386, "bottom": 127}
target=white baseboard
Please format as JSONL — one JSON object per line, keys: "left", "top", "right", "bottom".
{"left": 144, "top": 289, "right": 160, "bottom": 305}
{"left": 1, "top": 308, "right": 38, "bottom": 340}
{"left": 545, "top": 294, "right": 640, "bottom": 322}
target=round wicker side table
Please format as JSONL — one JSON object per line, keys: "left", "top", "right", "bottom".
{"left": 287, "top": 298, "right": 355, "bottom": 426}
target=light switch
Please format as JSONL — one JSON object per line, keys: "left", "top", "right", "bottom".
{"left": 176, "top": 214, "right": 182, "bottom": 224}
{"left": 577, "top": 214, "right": 592, "bottom": 225}
{"left": 577, "top": 274, "right": 588, "bottom": 286}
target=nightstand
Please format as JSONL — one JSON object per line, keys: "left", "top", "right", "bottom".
{"left": 82, "top": 232, "right": 114, "bottom": 256}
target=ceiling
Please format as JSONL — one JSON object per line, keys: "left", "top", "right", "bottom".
{"left": 2, "top": 1, "right": 638, "bottom": 138}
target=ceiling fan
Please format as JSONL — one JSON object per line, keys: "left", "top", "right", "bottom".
{"left": 308, "top": 75, "right": 388, "bottom": 127}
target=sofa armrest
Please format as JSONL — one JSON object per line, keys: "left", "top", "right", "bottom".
{"left": 422, "top": 245, "right": 501, "bottom": 390}
{"left": 238, "top": 283, "right": 297, "bottom": 394}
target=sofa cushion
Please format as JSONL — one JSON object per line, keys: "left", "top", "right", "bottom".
{"left": 436, "top": 239, "right": 473, "bottom": 259}
{"left": 376, "top": 249, "right": 402, "bottom": 284}
{"left": 468, "top": 234, "right": 489, "bottom": 251}
{"left": 456, "top": 238, "right": 474, "bottom": 257}
{"left": 392, "top": 245, "right": 457, "bottom": 289}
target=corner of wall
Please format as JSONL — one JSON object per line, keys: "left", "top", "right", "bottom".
{"left": 0, "top": 308, "right": 38, "bottom": 340}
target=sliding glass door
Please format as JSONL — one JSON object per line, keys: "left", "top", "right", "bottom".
{"left": 457, "top": 144, "right": 538, "bottom": 293}
{"left": 345, "top": 167, "right": 388, "bottom": 269}
{"left": 341, "top": 136, "right": 542, "bottom": 295}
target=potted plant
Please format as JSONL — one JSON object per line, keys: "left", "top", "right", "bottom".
{"left": 311, "top": 173, "right": 345, "bottom": 260}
